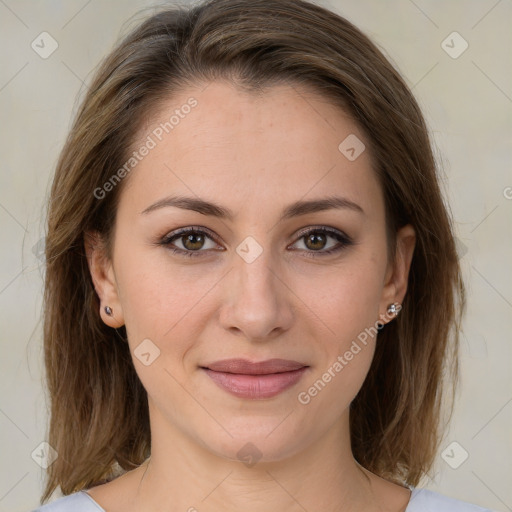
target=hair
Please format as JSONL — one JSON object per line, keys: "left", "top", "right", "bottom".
{"left": 41, "top": 0, "right": 465, "bottom": 504}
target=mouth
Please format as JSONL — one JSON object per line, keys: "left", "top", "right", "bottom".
{"left": 200, "top": 358, "right": 309, "bottom": 399}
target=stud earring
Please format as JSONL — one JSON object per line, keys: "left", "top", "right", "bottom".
{"left": 378, "top": 302, "right": 402, "bottom": 331}
{"left": 386, "top": 302, "right": 401, "bottom": 317}
{"left": 104, "top": 306, "right": 113, "bottom": 316}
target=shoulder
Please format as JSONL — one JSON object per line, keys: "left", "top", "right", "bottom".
{"left": 31, "top": 491, "right": 105, "bottom": 512}
{"left": 407, "top": 488, "right": 497, "bottom": 512}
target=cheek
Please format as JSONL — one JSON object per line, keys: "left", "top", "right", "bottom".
{"left": 115, "top": 240, "right": 180, "bottom": 322}
{"left": 296, "top": 252, "right": 386, "bottom": 342}
{"left": 293, "top": 247, "right": 385, "bottom": 398}
{"left": 114, "top": 246, "right": 221, "bottom": 361}
{"left": 115, "top": 257, "right": 208, "bottom": 408}
{"left": 295, "top": 263, "right": 382, "bottom": 424}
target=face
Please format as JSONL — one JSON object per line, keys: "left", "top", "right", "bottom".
{"left": 88, "top": 80, "right": 415, "bottom": 464}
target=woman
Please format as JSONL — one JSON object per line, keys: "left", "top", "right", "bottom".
{"left": 33, "top": 0, "right": 495, "bottom": 510}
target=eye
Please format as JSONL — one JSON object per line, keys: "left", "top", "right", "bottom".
{"left": 288, "top": 226, "right": 353, "bottom": 257}
{"left": 159, "top": 226, "right": 222, "bottom": 258}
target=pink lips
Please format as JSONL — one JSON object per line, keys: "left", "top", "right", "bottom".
{"left": 201, "top": 358, "right": 308, "bottom": 399}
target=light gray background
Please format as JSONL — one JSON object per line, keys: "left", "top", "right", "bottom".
{"left": 0, "top": 1, "right": 511, "bottom": 511}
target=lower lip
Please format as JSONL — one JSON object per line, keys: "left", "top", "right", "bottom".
{"left": 202, "top": 367, "right": 308, "bottom": 399}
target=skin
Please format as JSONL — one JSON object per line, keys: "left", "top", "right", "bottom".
{"left": 86, "top": 80, "right": 416, "bottom": 512}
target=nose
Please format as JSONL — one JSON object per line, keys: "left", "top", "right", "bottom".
{"left": 218, "top": 244, "right": 295, "bottom": 342}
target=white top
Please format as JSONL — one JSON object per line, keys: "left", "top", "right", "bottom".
{"left": 31, "top": 487, "right": 498, "bottom": 511}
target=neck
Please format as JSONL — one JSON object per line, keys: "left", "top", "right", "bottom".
{"left": 130, "top": 405, "right": 383, "bottom": 512}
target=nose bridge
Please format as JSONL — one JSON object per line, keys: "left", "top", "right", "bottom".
{"left": 236, "top": 243, "right": 276, "bottom": 297}
{"left": 220, "top": 237, "right": 293, "bottom": 339}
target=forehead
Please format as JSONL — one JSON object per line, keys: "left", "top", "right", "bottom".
{"left": 119, "top": 81, "right": 383, "bottom": 221}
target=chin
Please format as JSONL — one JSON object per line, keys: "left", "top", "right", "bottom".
{"left": 196, "top": 415, "right": 313, "bottom": 467}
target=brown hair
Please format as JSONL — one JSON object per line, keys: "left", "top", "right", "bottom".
{"left": 42, "top": 0, "right": 465, "bottom": 503}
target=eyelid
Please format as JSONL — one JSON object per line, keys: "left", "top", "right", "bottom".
{"left": 161, "top": 225, "right": 221, "bottom": 244}
{"left": 293, "top": 224, "right": 346, "bottom": 241}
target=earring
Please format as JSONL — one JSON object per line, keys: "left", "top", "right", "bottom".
{"left": 377, "top": 302, "right": 401, "bottom": 331}
{"left": 104, "top": 306, "right": 113, "bottom": 316}
{"left": 386, "top": 302, "right": 401, "bottom": 317}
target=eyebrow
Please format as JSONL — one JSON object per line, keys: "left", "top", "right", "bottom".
{"left": 141, "top": 194, "right": 364, "bottom": 221}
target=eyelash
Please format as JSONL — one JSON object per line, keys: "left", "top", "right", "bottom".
{"left": 158, "top": 225, "right": 353, "bottom": 259}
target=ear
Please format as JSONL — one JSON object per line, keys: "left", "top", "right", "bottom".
{"left": 379, "top": 224, "right": 416, "bottom": 325}
{"left": 84, "top": 231, "right": 125, "bottom": 328}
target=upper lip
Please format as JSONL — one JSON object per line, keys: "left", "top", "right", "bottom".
{"left": 202, "top": 358, "right": 307, "bottom": 375}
